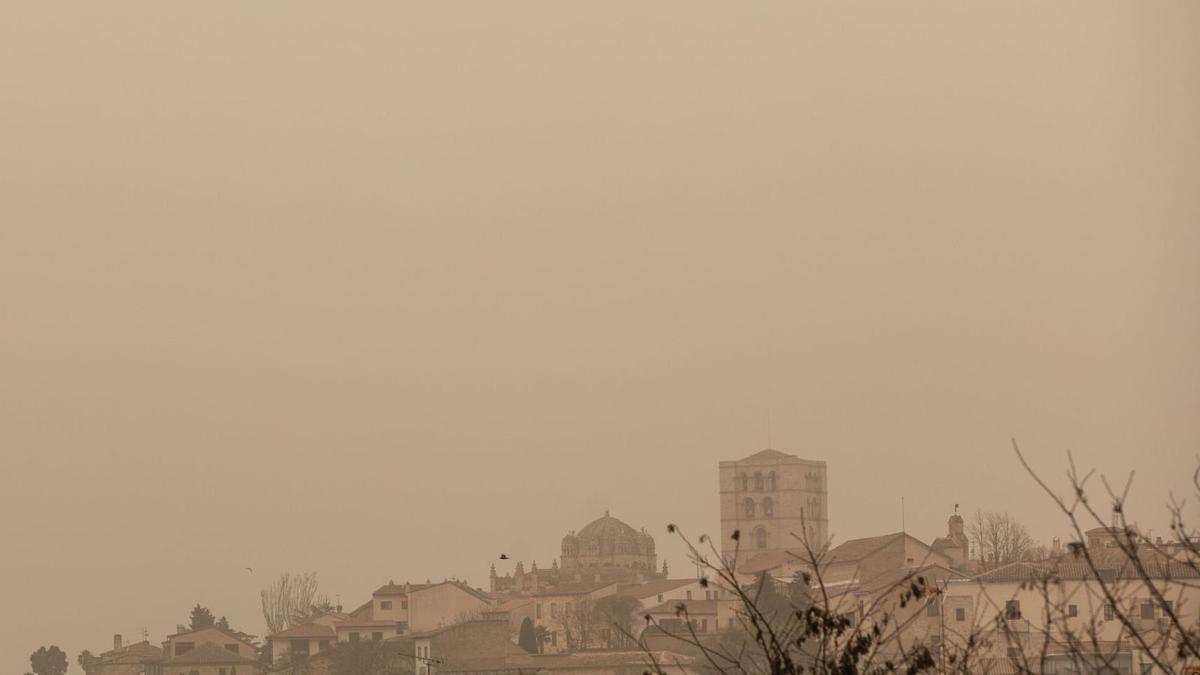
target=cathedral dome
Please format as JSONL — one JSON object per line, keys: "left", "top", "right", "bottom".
{"left": 577, "top": 511, "right": 641, "bottom": 544}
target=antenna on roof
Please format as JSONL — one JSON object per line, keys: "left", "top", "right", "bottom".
{"left": 901, "top": 497, "right": 906, "bottom": 534}
{"left": 766, "top": 409, "right": 772, "bottom": 450}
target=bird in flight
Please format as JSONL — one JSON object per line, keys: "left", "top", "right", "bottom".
{"left": 498, "top": 554, "right": 509, "bottom": 560}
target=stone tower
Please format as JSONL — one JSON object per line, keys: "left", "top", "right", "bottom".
{"left": 719, "top": 449, "right": 829, "bottom": 569}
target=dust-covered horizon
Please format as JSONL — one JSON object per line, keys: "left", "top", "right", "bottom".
{"left": 2, "top": 2, "right": 1197, "bottom": 672}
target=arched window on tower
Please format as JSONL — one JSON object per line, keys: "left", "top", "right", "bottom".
{"left": 762, "top": 497, "right": 774, "bottom": 517}
{"left": 743, "top": 498, "right": 755, "bottom": 518}
{"left": 754, "top": 472, "right": 764, "bottom": 491}
{"left": 739, "top": 473, "right": 749, "bottom": 491}
{"left": 755, "top": 527, "right": 768, "bottom": 549}
{"left": 767, "top": 471, "right": 777, "bottom": 491}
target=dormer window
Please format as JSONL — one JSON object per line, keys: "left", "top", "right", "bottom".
{"left": 380, "top": 600, "right": 392, "bottom": 610}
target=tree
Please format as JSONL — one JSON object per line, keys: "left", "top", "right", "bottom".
{"left": 260, "top": 572, "right": 329, "bottom": 634}
{"left": 517, "top": 617, "right": 539, "bottom": 653}
{"left": 967, "top": 509, "right": 1039, "bottom": 570}
{"left": 189, "top": 604, "right": 216, "bottom": 630}
{"left": 76, "top": 651, "right": 96, "bottom": 675}
{"left": 30, "top": 646, "right": 68, "bottom": 675}
{"left": 592, "top": 594, "right": 643, "bottom": 648}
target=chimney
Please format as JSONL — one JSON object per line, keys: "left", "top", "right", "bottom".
{"left": 177, "top": 624, "right": 186, "bottom": 634}
{"left": 1051, "top": 537, "right": 1062, "bottom": 556}
{"left": 1111, "top": 511, "right": 1120, "bottom": 529}
{"left": 113, "top": 634, "right": 123, "bottom": 652}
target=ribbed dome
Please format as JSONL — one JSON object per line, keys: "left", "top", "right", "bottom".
{"left": 577, "top": 512, "right": 641, "bottom": 543}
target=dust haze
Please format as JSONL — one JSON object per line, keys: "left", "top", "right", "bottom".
{"left": 1, "top": 2, "right": 1197, "bottom": 673}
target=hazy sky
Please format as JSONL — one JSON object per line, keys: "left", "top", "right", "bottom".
{"left": 2, "top": 2, "right": 1198, "bottom": 671}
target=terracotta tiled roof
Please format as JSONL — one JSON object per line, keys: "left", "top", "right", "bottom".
{"left": 165, "top": 642, "right": 259, "bottom": 666}
{"left": 825, "top": 532, "right": 908, "bottom": 564}
{"left": 97, "top": 642, "right": 164, "bottom": 664}
{"left": 970, "top": 557, "right": 1200, "bottom": 583}
{"left": 488, "top": 596, "right": 534, "bottom": 613}
{"left": 335, "top": 619, "right": 399, "bottom": 629}
{"left": 165, "top": 626, "right": 258, "bottom": 648}
{"left": 266, "top": 622, "right": 336, "bottom": 639}
{"left": 616, "top": 578, "right": 697, "bottom": 599}
{"left": 373, "top": 581, "right": 429, "bottom": 596}
{"left": 645, "top": 599, "right": 718, "bottom": 615}
{"left": 532, "top": 580, "right": 615, "bottom": 597}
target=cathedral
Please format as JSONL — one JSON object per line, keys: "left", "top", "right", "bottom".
{"left": 489, "top": 511, "right": 666, "bottom": 593}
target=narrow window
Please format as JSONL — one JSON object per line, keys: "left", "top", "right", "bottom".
{"left": 755, "top": 527, "right": 768, "bottom": 549}
{"left": 1005, "top": 600, "right": 1021, "bottom": 620}
{"left": 348, "top": 632, "right": 359, "bottom": 642}
{"left": 767, "top": 471, "right": 777, "bottom": 491}
{"left": 1104, "top": 603, "right": 1115, "bottom": 621}
{"left": 955, "top": 607, "right": 966, "bottom": 622}
{"left": 1068, "top": 605, "right": 1078, "bottom": 617}
{"left": 762, "top": 497, "right": 774, "bottom": 517}
{"left": 754, "top": 472, "right": 764, "bottom": 491}
{"left": 372, "top": 631, "right": 383, "bottom": 641}
{"left": 744, "top": 498, "right": 755, "bottom": 518}
{"left": 686, "top": 590, "right": 692, "bottom": 600}
{"left": 380, "top": 600, "right": 392, "bottom": 610}
{"left": 739, "top": 473, "right": 748, "bottom": 491}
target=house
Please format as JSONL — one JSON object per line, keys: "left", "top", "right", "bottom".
{"left": 643, "top": 598, "right": 719, "bottom": 635}
{"left": 532, "top": 580, "right": 619, "bottom": 653}
{"left": 406, "top": 580, "right": 493, "bottom": 632}
{"left": 942, "top": 555, "right": 1200, "bottom": 673}
{"left": 163, "top": 627, "right": 259, "bottom": 662}
{"left": 397, "top": 619, "right": 524, "bottom": 675}
{"left": 265, "top": 617, "right": 340, "bottom": 665}
{"left": 160, "top": 643, "right": 262, "bottom": 675}
{"left": 83, "top": 635, "right": 165, "bottom": 675}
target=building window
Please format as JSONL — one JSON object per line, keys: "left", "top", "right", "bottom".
{"left": 762, "top": 497, "right": 774, "bottom": 517}
{"left": 1140, "top": 602, "right": 1155, "bottom": 619}
{"left": 401, "top": 599, "right": 408, "bottom": 610}
{"left": 535, "top": 603, "right": 542, "bottom": 619}
{"left": 755, "top": 527, "right": 768, "bottom": 549}
{"left": 290, "top": 640, "right": 309, "bottom": 658}
{"left": 744, "top": 498, "right": 755, "bottom": 518}
{"left": 1005, "top": 600, "right": 1021, "bottom": 620}
{"left": 1068, "top": 604, "right": 1078, "bottom": 617}
{"left": 739, "top": 473, "right": 748, "bottom": 491}
{"left": 657, "top": 594, "right": 664, "bottom": 602}
{"left": 686, "top": 590, "right": 692, "bottom": 600}
{"left": 767, "top": 471, "right": 777, "bottom": 491}
{"left": 754, "top": 472, "right": 764, "bottom": 491}
{"left": 701, "top": 618, "right": 708, "bottom": 632}
{"left": 955, "top": 607, "right": 966, "bottom": 622}
{"left": 348, "top": 632, "right": 360, "bottom": 642}
{"left": 318, "top": 640, "right": 330, "bottom": 651}
{"left": 380, "top": 600, "right": 392, "bottom": 610}
{"left": 372, "top": 632, "right": 383, "bottom": 641}
{"left": 1104, "top": 603, "right": 1115, "bottom": 621}
{"left": 174, "top": 644, "right": 194, "bottom": 656}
